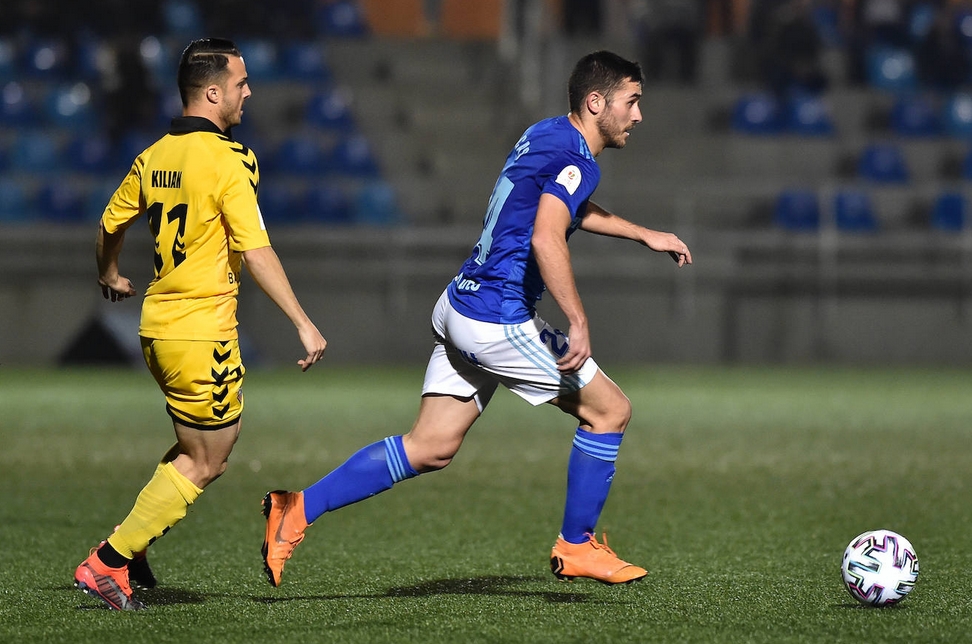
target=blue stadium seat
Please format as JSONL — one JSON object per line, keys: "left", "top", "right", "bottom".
{"left": 0, "top": 81, "right": 37, "bottom": 127}
{"left": 304, "top": 183, "right": 351, "bottom": 223}
{"left": 0, "top": 37, "right": 16, "bottom": 83}
{"left": 931, "top": 192, "right": 965, "bottom": 231}
{"left": 891, "top": 94, "right": 941, "bottom": 137}
{"left": 268, "top": 135, "right": 327, "bottom": 176}
{"left": 236, "top": 39, "right": 279, "bottom": 82}
{"left": 812, "top": 5, "right": 842, "bottom": 46}
{"left": 353, "top": 181, "right": 399, "bottom": 224}
{"left": 731, "top": 93, "right": 783, "bottom": 135}
{"left": 866, "top": 47, "right": 917, "bottom": 93}
{"left": 858, "top": 143, "right": 909, "bottom": 183}
{"left": 909, "top": 2, "right": 937, "bottom": 43}
{"left": 330, "top": 134, "right": 380, "bottom": 177}
{"left": 314, "top": 0, "right": 369, "bottom": 37}
{"left": 66, "top": 133, "right": 114, "bottom": 174}
{"left": 138, "top": 36, "right": 175, "bottom": 87}
{"left": 281, "top": 42, "right": 331, "bottom": 81}
{"left": 44, "top": 82, "right": 98, "bottom": 130}
{"left": 0, "top": 178, "right": 34, "bottom": 222}
{"left": 155, "top": 89, "right": 183, "bottom": 128}
{"left": 37, "top": 181, "right": 87, "bottom": 223}
{"left": 10, "top": 131, "right": 61, "bottom": 173}
{"left": 162, "top": 0, "right": 204, "bottom": 37}
{"left": 305, "top": 86, "right": 356, "bottom": 131}
{"left": 785, "top": 95, "right": 835, "bottom": 136}
{"left": 112, "top": 130, "right": 157, "bottom": 172}
{"left": 257, "top": 184, "right": 298, "bottom": 224}
{"left": 834, "top": 190, "right": 879, "bottom": 231}
{"left": 85, "top": 179, "right": 118, "bottom": 221}
{"left": 21, "top": 37, "right": 72, "bottom": 80}
{"left": 774, "top": 189, "right": 820, "bottom": 230}
{"left": 943, "top": 93, "right": 972, "bottom": 138}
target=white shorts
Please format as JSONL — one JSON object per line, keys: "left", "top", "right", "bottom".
{"left": 422, "top": 289, "right": 599, "bottom": 410}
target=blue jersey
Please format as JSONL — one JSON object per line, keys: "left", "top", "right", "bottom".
{"left": 446, "top": 115, "right": 600, "bottom": 324}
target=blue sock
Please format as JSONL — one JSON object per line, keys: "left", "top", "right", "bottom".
{"left": 560, "top": 428, "right": 624, "bottom": 544}
{"left": 302, "top": 436, "right": 418, "bottom": 524}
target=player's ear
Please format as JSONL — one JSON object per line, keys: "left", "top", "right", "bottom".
{"left": 586, "top": 91, "right": 604, "bottom": 116}
{"left": 205, "top": 84, "right": 221, "bottom": 105}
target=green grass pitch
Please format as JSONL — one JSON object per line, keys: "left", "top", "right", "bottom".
{"left": 2, "top": 365, "right": 971, "bottom": 643}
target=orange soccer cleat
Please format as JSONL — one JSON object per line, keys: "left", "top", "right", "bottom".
{"left": 262, "top": 490, "right": 310, "bottom": 587}
{"left": 549, "top": 532, "right": 647, "bottom": 585}
{"left": 74, "top": 550, "right": 145, "bottom": 611}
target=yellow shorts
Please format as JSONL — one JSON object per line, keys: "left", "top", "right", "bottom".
{"left": 140, "top": 338, "right": 245, "bottom": 430}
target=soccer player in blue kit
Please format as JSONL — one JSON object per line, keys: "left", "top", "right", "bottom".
{"left": 263, "top": 50, "right": 692, "bottom": 586}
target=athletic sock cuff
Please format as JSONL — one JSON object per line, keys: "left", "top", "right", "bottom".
{"left": 384, "top": 435, "right": 418, "bottom": 483}
{"left": 160, "top": 461, "right": 203, "bottom": 504}
{"left": 572, "top": 428, "right": 624, "bottom": 462}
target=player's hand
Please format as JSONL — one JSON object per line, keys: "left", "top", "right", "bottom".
{"left": 645, "top": 231, "right": 692, "bottom": 267}
{"left": 557, "top": 323, "right": 591, "bottom": 374}
{"left": 297, "top": 324, "right": 326, "bottom": 372}
{"left": 99, "top": 275, "right": 136, "bottom": 302}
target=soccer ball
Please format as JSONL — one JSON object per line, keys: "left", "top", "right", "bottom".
{"left": 841, "top": 529, "right": 919, "bottom": 607}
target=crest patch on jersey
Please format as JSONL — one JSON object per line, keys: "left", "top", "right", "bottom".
{"left": 556, "top": 165, "right": 582, "bottom": 195}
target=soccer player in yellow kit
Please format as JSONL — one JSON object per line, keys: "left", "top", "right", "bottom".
{"left": 74, "top": 38, "right": 326, "bottom": 611}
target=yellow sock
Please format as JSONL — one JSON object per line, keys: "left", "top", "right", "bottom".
{"left": 107, "top": 461, "right": 203, "bottom": 558}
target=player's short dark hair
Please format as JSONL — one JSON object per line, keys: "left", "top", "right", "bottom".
{"left": 567, "top": 51, "right": 644, "bottom": 114}
{"left": 177, "top": 38, "right": 242, "bottom": 106}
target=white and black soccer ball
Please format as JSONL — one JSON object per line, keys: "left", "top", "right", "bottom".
{"left": 841, "top": 529, "right": 919, "bottom": 607}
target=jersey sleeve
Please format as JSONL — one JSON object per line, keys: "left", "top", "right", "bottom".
{"left": 101, "top": 157, "right": 146, "bottom": 234}
{"left": 220, "top": 149, "right": 270, "bottom": 252}
{"left": 538, "top": 153, "right": 600, "bottom": 217}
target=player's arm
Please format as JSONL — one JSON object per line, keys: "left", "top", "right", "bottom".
{"left": 532, "top": 192, "right": 590, "bottom": 374}
{"left": 241, "top": 245, "right": 326, "bottom": 371}
{"left": 95, "top": 221, "right": 136, "bottom": 302}
{"left": 580, "top": 200, "right": 692, "bottom": 267}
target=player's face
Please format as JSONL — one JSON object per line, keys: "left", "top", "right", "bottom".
{"left": 218, "top": 55, "right": 251, "bottom": 129}
{"left": 597, "top": 80, "right": 642, "bottom": 149}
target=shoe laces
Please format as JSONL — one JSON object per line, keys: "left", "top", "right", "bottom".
{"left": 586, "top": 531, "right": 618, "bottom": 557}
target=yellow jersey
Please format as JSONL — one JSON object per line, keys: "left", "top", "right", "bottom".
{"left": 102, "top": 117, "right": 271, "bottom": 341}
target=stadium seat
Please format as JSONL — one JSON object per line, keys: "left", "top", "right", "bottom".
{"left": 85, "top": 179, "right": 118, "bottom": 221}
{"left": 21, "top": 37, "right": 72, "bottom": 80}
{"left": 931, "top": 192, "right": 965, "bottom": 231}
{"left": 138, "top": 36, "right": 174, "bottom": 87}
{"left": 0, "top": 178, "right": 33, "bottom": 222}
{"left": 10, "top": 131, "right": 61, "bottom": 173}
{"left": 257, "top": 184, "right": 298, "bottom": 224}
{"left": 305, "top": 86, "right": 356, "bottom": 131}
{"left": 353, "top": 180, "right": 399, "bottom": 224}
{"left": 330, "top": 134, "right": 380, "bottom": 177}
{"left": 943, "top": 93, "right": 972, "bottom": 138}
{"left": 731, "top": 93, "right": 783, "bottom": 135}
{"left": 268, "top": 135, "right": 327, "bottom": 176}
{"left": 162, "top": 0, "right": 204, "bottom": 37}
{"left": 155, "top": 89, "right": 183, "bottom": 128}
{"left": 774, "top": 189, "right": 820, "bottom": 230}
{"left": 111, "top": 130, "right": 157, "bottom": 172}
{"left": 281, "top": 42, "right": 331, "bottom": 82}
{"left": 908, "top": 2, "right": 937, "bottom": 43}
{"left": 314, "top": 0, "right": 369, "bottom": 37}
{"left": 890, "top": 94, "right": 941, "bottom": 137}
{"left": 834, "top": 190, "right": 879, "bottom": 231}
{"left": 304, "top": 183, "right": 351, "bottom": 223}
{"left": 785, "top": 95, "right": 835, "bottom": 136}
{"left": 0, "top": 37, "right": 16, "bottom": 83}
{"left": 866, "top": 46, "right": 917, "bottom": 93}
{"left": 0, "top": 81, "right": 37, "bottom": 127}
{"left": 236, "top": 39, "right": 279, "bottom": 82}
{"left": 812, "top": 5, "right": 842, "bottom": 46}
{"left": 858, "top": 143, "right": 909, "bottom": 183}
{"left": 66, "top": 133, "right": 114, "bottom": 174}
{"left": 44, "top": 82, "right": 98, "bottom": 130}
{"left": 36, "top": 181, "right": 87, "bottom": 223}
